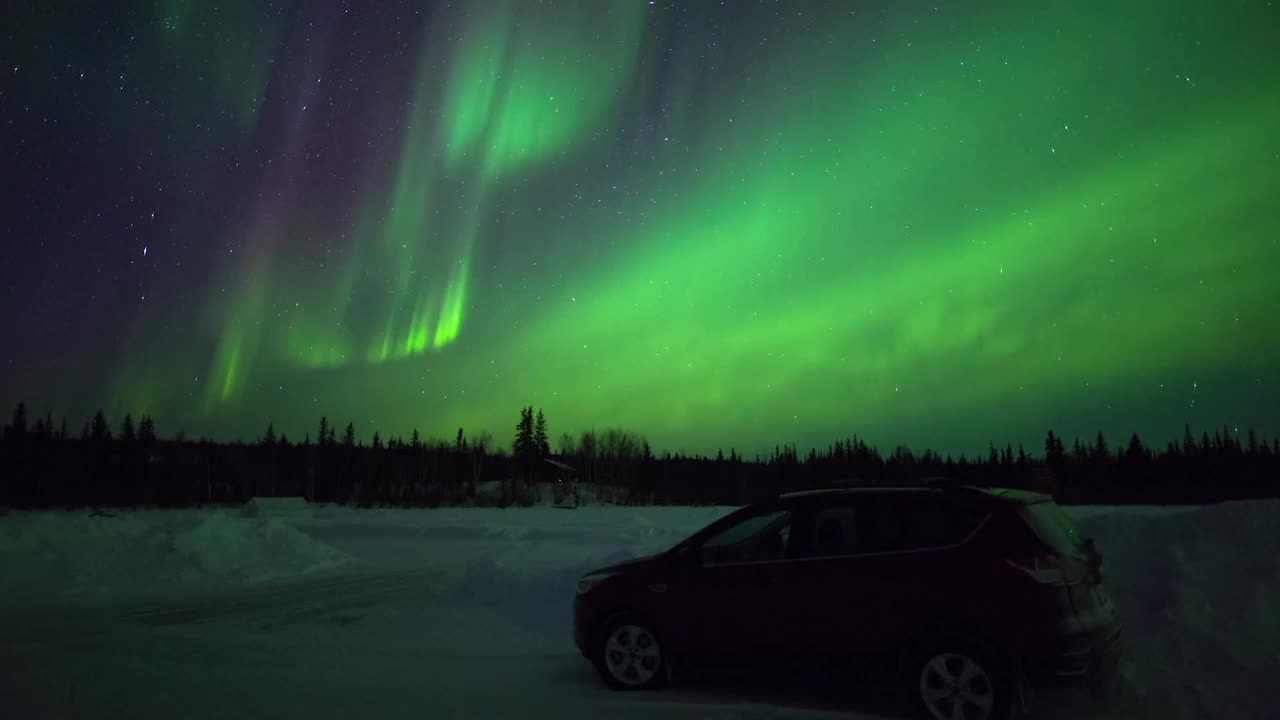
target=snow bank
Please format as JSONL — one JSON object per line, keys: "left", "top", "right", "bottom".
{"left": 1061, "top": 500, "right": 1280, "bottom": 720}
{"left": 0, "top": 509, "right": 352, "bottom": 607}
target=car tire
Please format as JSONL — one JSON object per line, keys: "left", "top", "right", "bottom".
{"left": 911, "top": 639, "right": 1017, "bottom": 720}
{"left": 592, "top": 613, "right": 667, "bottom": 691}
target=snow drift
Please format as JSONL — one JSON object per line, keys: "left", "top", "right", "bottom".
{"left": 0, "top": 508, "right": 352, "bottom": 607}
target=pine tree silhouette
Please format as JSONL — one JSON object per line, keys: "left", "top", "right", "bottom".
{"left": 90, "top": 410, "right": 111, "bottom": 442}
{"left": 534, "top": 410, "right": 549, "bottom": 457}
{"left": 1126, "top": 433, "right": 1146, "bottom": 462}
{"left": 138, "top": 416, "right": 156, "bottom": 443}
{"left": 343, "top": 422, "right": 355, "bottom": 447}
{"left": 1093, "top": 431, "right": 1109, "bottom": 461}
{"left": 318, "top": 417, "right": 331, "bottom": 447}
{"left": 514, "top": 406, "right": 534, "bottom": 458}
{"left": 4, "top": 402, "right": 28, "bottom": 441}
{"left": 1044, "top": 430, "right": 1065, "bottom": 465}
{"left": 120, "top": 414, "right": 136, "bottom": 442}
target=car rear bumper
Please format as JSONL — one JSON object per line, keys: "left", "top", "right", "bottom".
{"left": 1026, "top": 624, "right": 1122, "bottom": 687}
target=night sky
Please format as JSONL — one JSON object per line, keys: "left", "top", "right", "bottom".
{"left": 3, "top": 0, "right": 1278, "bottom": 456}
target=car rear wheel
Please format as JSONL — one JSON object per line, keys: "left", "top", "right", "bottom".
{"left": 593, "top": 615, "right": 666, "bottom": 691}
{"left": 914, "top": 646, "right": 1014, "bottom": 720}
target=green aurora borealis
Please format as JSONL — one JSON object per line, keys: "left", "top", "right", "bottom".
{"left": 3, "top": 0, "right": 1278, "bottom": 455}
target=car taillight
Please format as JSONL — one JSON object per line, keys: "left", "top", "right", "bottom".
{"left": 1004, "top": 553, "right": 1069, "bottom": 585}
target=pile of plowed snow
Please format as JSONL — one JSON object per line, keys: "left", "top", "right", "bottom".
{"left": 1058, "top": 500, "right": 1280, "bottom": 720}
{"left": 0, "top": 508, "right": 352, "bottom": 607}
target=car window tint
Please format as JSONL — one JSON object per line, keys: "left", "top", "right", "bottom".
{"left": 858, "top": 495, "right": 986, "bottom": 552}
{"left": 698, "top": 509, "right": 791, "bottom": 564}
{"left": 809, "top": 505, "right": 858, "bottom": 557}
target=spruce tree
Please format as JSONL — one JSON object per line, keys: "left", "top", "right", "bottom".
{"left": 1044, "top": 430, "right": 1065, "bottom": 465}
{"left": 534, "top": 410, "right": 549, "bottom": 457}
{"left": 138, "top": 416, "right": 156, "bottom": 443}
{"left": 120, "top": 414, "right": 136, "bottom": 442}
{"left": 513, "top": 407, "right": 534, "bottom": 458}
{"left": 91, "top": 410, "right": 111, "bottom": 442}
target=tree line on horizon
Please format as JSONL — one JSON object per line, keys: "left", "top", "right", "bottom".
{"left": 1, "top": 401, "right": 1278, "bottom": 509}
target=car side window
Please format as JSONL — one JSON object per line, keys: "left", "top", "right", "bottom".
{"left": 697, "top": 509, "right": 792, "bottom": 565}
{"left": 859, "top": 495, "right": 987, "bottom": 552}
{"left": 808, "top": 504, "right": 858, "bottom": 557}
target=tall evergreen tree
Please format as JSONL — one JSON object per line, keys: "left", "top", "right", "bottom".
{"left": 138, "top": 416, "right": 156, "bottom": 443}
{"left": 1044, "top": 430, "right": 1065, "bottom": 465}
{"left": 120, "top": 414, "right": 136, "bottom": 442}
{"left": 90, "top": 410, "right": 111, "bottom": 442}
{"left": 343, "top": 422, "right": 355, "bottom": 447}
{"left": 318, "top": 417, "right": 331, "bottom": 447}
{"left": 6, "top": 401, "right": 28, "bottom": 440}
{"left": 1093, "top": 431, "right": 1109, "bottom": 461}
{"left": 262, "top": 423, "right": 277, "bottom": 446}
{"left": 1126, "top": 433, "right": 1146, "bottom": 462}
{"left": 534, "top": 410, "right": 549, "bottom": 457}
{"left": 513, "top": 406, "right": 534, "bottom": 458}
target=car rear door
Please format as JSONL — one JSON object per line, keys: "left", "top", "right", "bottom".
{"left": 660, "top": 506, "right": 796, "bottom": 668}
{"left": 773, "top": 493, "right": 989, "bottom": 665}
{"left": 766, "top": 498, "right": 891, "bottom": 665}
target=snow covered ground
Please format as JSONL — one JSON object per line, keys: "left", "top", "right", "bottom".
{"left": 1, "top": 499, "right": 1276, "bottom": 719}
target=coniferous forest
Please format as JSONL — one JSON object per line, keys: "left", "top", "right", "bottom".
{"left": 1, "top": 401, "right": 1277, "bottom": 509}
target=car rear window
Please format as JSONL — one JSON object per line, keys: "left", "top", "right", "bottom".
{"left": 1019, "top": 501, "right": 1084, "bottom": 556}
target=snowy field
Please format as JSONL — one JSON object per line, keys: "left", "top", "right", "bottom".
{"left": 1, "top": 499, "right": 1277, "bottom": 719}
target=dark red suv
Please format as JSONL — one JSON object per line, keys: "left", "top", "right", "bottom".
{"left": 573, "top": 487, "right": 1121, "bottom": 719}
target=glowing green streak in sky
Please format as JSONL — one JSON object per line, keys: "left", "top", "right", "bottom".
{"left": 77, "top": 0, "right": 1280, "bottom": 456}
{"left": 442, "top": 0, "right": 646, "bottom": 177}
{"left": 433, "top": 256, "right": 470, "bottom": 349}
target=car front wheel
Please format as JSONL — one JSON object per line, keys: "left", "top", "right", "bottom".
{"left": 593, "top": 615, "right": 666, "bottom": 691}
